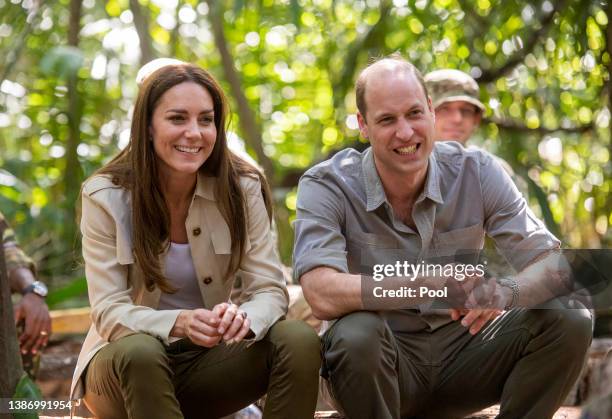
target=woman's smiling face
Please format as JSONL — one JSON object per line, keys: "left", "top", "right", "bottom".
{"left": 150, "top": 81, "right": 217, "bottom": 179}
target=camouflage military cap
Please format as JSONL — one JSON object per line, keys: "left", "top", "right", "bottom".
{"left": 424, "top": 69, "right": 485, "bottom": 112}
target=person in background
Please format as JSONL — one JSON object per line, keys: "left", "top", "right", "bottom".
{"left": 1, "top": 210, "right": 51, "bottom": 366}
{"left": 425, "top": 68, "right": 529, "bottom": 196}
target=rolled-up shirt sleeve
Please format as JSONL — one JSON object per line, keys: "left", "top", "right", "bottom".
{"left": 480, "top": 153, "right": 561, "bottom": 271}
{"left": 293, "top": 173, "right": 349, "bottom": 281}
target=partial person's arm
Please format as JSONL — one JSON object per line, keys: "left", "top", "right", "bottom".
{"left": 480, "top": 152, "right": 569, "bottom": 308}
{"left": 1, "top": 214, "right": 51, "bottom": 353}
{"left": 300, "top": 267, "right": 362, "bottom": 320}
{"left": 224, "top": 176, "right": 288, "bottom": 341}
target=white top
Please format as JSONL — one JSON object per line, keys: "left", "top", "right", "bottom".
{"left": 158, "top": 242, "right": 204, "bottom": 310}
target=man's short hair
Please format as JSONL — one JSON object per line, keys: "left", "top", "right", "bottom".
{"left": 424, "top": 69, "right": 485, "bottom": 112}
{"left": 356, "top": 53, "right": 429, "bottom": 118}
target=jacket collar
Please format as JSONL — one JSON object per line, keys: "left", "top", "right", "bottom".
{"left": 194, "top": 171, "right": 216, "bottom": 201}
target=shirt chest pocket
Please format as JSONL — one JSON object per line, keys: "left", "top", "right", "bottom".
{"left": 347, "top": 230, "right": 399, "bottom": 249}
{"left": 433, "top": 223, "right": 485, "bottom": 253}
{"left": 346, "top": 230, "right": 402, "bottom": 274}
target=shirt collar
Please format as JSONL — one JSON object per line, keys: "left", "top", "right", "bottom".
{"left": 361, "top": 146, "right": 444, "bottom": 212}
{"left": 362, "top": 148, "right": 387, "bottom": 212}
{"left": 422, "top": 152, "right": 444, "bottom": 204}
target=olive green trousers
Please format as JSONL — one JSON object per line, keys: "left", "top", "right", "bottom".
{"left": 83, "top": 319, "right": 321, "bottom": 419}
{"left": 321, "top": 307, "right": 593, "bottom": 419}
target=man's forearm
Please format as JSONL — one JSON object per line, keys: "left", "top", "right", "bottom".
{"left": 301, "top": 267, "right": 452, "bottom": 320}
{"left": 9, "top": 267, "right": 36, "bottom": 294}
{"left": 513, "top": 250, "right": 573, "bottom": 307}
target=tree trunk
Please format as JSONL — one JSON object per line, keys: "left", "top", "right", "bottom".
{"left": 607, "top": 0, "right": 612, "bottom": 216}
{"left": 130, "top": 0, "right": 155, "bottom": 66}
{"left": 0, "top": 221, "right": 24, "bottom": 398}
{"left": 205, "top": 0, "right": 276, "bottom": 184}
{"left": 63, "top": 0, "right": 83, "bottom": 243}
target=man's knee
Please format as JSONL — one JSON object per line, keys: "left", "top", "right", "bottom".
{"left": 324, "top": 311, "right": 393, "bottom": 369}
{"left": 530, "top": 308, "right": 593, "bottom": 356}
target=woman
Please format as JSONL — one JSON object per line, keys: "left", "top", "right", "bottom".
{"left": 70, "top": 63, "right": 320, "bottom": 419}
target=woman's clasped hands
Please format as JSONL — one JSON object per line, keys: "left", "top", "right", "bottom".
{"left": 178, "top": 303, "right": 251, "bottom": 347}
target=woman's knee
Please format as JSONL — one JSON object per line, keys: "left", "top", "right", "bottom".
{"left": 267, "top": 319, "right": 321, "bottom": 370}
{"left": 111, "top": 333, "right": 168, "bottom": 374}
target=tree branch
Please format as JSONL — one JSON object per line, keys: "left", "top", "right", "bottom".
{"left": 484, "top": 117, "right": 594, "bottom": 134}
{"left": 476, "top": 0, "right": 564, "bottom": 83}
{"left": 331, "top": 0, "right": 392, "bottom": 111}
{"left": 205, "top": 0, "right": 276, "bottom": 183}
{"left": 129, "top": 0, "right": 155, "bottom": 66}
{"left": 0, "top": 0, "right": 42, "bottom": 87}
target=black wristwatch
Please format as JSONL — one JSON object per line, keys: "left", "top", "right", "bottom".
{"left": 21, "top": 281, "right": 48, "bottom": 298}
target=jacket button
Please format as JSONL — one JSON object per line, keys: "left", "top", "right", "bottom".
{"left": 203, "top": 276, "right": 212, "bottom": 285}
{"left": 192, "top": 227, "right": 201, "bottom": 236}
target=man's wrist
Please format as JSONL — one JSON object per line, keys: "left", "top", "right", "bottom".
{"left": 20, "top": 280, "right": 48, "bottom": 298}
{"left": 497, "top": 276, "right": 519, "bottom": 310}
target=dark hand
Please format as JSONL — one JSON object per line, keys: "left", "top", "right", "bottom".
{"left": 14, "top": 294, "right": 51, "bottom": 354}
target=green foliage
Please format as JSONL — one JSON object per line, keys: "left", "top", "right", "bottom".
{"left": 13, "top": 372, "right": 42, "bottom": 419}
{"left": 0, "top": 0, "right": 609, "bottom": 303}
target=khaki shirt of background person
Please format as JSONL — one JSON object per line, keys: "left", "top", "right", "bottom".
{"left": 70, "top": 171, "right": 289, "bottom": 401}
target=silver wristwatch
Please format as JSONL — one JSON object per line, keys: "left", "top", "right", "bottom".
{"left": 497, "top": 276, "right": 519, "bottom": 310}
{"left": 21, "top": 280, "right": 48, "bottom": 298}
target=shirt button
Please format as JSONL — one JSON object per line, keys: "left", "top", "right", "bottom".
{"left": 202, "top": 277, "right": 213, "bottom": 285}
{"left": 192, "top": 227, "right": 201, "bottom": 236}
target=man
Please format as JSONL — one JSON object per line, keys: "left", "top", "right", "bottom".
{"left": 1, "top": 211, "right": 51, "bottom": 357}
{"left": 293, "top": 55, "right": 592, "bottom": 418}
{"left": 425, "top": 68, "right": 529, "bottom": 196}
{"left": 425, "top": 69, "right": 484, "bottom": 144}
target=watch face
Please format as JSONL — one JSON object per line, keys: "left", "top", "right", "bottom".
{"left": 33, "top": 281, "right": 48, "bottom": 297}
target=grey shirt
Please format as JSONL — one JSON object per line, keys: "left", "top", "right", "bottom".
{"left": 293, "top": 141, "right": 560, "bottom": 332}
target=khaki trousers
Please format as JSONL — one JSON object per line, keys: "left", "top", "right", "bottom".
{"left": 321, "top": 306, "right": 593, "bottom": 419}
{"left": 83, "top": 319, "right": 321, "bottom": 419}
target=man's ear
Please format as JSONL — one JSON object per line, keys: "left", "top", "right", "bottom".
{"left": 357, "top": 112, "right": 368, "bottom": 139}
{"left": 474, "top": 111, "right": 482, "bottom": 127}
{"left": 427, "top": 96, "right": 434, "bottom": 114}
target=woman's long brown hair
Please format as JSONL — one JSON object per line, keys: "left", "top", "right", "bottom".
{"left": 91, "top": 64, "right": 272, "bottom": 293}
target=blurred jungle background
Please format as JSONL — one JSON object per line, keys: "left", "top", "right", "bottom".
{"left": 0, "top": 0, "right": 610, "bottom": 311}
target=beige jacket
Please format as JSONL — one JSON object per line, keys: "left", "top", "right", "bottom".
{"left": 70, "top": 173, "right": 288, "bottom": 400}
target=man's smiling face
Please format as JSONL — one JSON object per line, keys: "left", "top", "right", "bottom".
{"left": 358, "top": 67, "right": 436, "bottom": 185}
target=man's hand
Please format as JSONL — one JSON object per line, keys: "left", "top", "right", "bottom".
{"left": 214, "top": 302, "right": 252, "bottom": 344}
{"left": 14, "top": 293, "right": 51, "bottom": 354}
{"left": 448, "top": 277, "right": 510, "bottom": 335}
{"left": 450, "top": 308, "right": 502, "bottom": 335}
